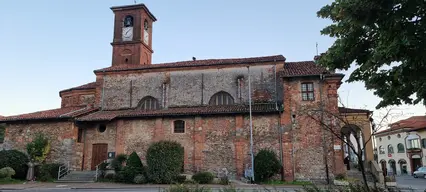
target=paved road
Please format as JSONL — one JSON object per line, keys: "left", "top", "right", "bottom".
{"left": 0, "top": 187, "right": 302, "bottom": 192}
{"left": 396, "top": 175, "right": 426, "bottom": 191}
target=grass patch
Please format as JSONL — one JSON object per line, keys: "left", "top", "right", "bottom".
{"left": 0, "top": 178, "right": 25, "bottom": 184}
{"left": 261, "top": 180, "right": 312, "bottom": 185}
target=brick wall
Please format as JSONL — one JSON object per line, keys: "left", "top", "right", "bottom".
{"left": 100, "top": 64, "right": 283, "bottom": 110}
{"left": 0, "top": 122, "right": 78, "bottom": 166}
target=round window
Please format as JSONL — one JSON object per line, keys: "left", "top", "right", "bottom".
{"left": 397, "top": 134, "right": 401, "bottom": 138}
{"left": 98, "top": 124, "right": 107, "bottom": 133}
{"left": 388, "top": 136, "right": 391, "bottom": 140}
{"left": 379, "top": 137, "right": 382, "bottom": 141}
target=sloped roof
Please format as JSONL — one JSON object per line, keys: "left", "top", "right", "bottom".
{"left": 77, "top": 103, "right": 282, "bottom": 122}
{"left": 280, "top": 61, "right": 330, "bottom": 77}
{"left": 94, "top": 55, "right": 286, "bottom": 73}
{"left": 338, "top": 107, "right": 372, "bottom": 114}
{"left": 376, "top": 116, "right": 426, "bottom": 135}
{"left": 59, "top": 82, "right": 97, "bottom": 95}
{"left": 0, "top": 107, "right": 97, "bottom": 122}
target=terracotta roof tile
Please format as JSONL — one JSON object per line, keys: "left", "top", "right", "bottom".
{"left": 280, "top": 61, "right": 330, "bottom": 77}
{"left": 376, "top": 116, "right": 426, "bottom": 134}
{"left": 94, "top": 55, "right": 285, "bottom": 73}
{"left": 77, "top": 103, "right": 282, "bottom": 122}
{"left": 0, "top": 107, "right": 95, "bottom": 122}
{"left": 60, "top": 82, "right": 97, "bottom": 94}
{"left": 338, "top": 107, "right": 372, "bottom": 114}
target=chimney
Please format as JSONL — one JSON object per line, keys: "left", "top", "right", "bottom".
{"left": 192, "top": 57, "right": 196, "bottom": 61}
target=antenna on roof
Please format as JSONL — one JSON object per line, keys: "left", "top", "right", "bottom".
{"left": 316, "top": 42, "right": 319, "bottom": 56}
{"left": 314, "top": 42, "right": 319, "bottom": 63}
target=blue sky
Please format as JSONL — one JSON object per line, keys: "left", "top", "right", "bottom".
{"left": 0, "top": 0, "right": 424, "bottom": 125}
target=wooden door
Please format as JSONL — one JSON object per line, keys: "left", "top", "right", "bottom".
{"left": 91, "top": 144, "right": 108, "bottom": 170}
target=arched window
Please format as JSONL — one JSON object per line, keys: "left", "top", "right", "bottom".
{"left": 209, "top": 91, "right": 234, "bottom": 105}
{"left": 397, "top": 143, "right": 405, "bottom": 153}
{"left": 124, "top": 15, "right": 134, "bottom": 27}
{"left": 379, "top": 146, "right": 385, "bottom": 154}
{"left": 138, "top": 96, "right": 160, "bottom": 110}
{"left": 173, "top": 120, "right": 185, "bottom": 133}
{"left": 388, "top": 144, "right": 394, "bottom": 154}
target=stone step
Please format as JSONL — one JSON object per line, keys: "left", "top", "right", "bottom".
{"left": 56, "top": 171, "right": 96, "bottom": 183}
{"left": 54, "top": 180, "right": 95, "bottom": 183}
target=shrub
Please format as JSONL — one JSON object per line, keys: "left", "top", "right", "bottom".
{"left": 36, "top": 163, "right": 62, "bottom": 181}
{"left": 334, "top": 173, "right": 346, "bottom": 181}
{"left": 0, "top": 150, "right": 29, "bottom": 179}
{"left": 110, "top": 154, "right": 127, "bottom": 172}
{"left": 26, "top": 133, "right": 50, "bottom": 163}
{"left": 115, "top": 167, "right": 140, "bottom": 183}
{"left": 0, "top": 167, "right": 16, "bottom": 179}
{"left": 192, "top": 172, "right": 214, "bottom": 184}
{"left": 146, "top": 141, "right": 184, "bottom": 184}
{"left": 133, "top": 174, "right": 147, "bottom": 184}
{"left": 114, "top": 152, "right": 145, "bottom": 183}
{"left": 166, "top": 184, "right": 211, "bottom": 192}
{"left": 173, "top": 175, "right": 187, "bottom": 184}
{"left": 219, "top": 176, "right": 230, "bottom": 185}
{"left": 254, "top": 149, "right": 281, "bottom": 183}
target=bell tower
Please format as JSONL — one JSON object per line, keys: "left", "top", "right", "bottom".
{"left": 110, "top": 4, "right": 156, "bottom": 66}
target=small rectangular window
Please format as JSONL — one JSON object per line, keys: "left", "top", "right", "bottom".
{"left": 77, "top": 128, "right": 83, "bottom": 143}
{"left": 174, "top": 120, "right": 185, "bottom": 133}
{"left": 0, "top": 126, "right": 5, "bottom": 143}
{"left": 301, "top": 83, "right": 315, "bottom": 101}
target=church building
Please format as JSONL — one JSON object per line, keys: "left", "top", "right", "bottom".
{"left": 0, "top": 3, "right": 374, "bottom": 181}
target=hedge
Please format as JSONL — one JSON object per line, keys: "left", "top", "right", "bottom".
{"left": 146, "top": 141, "right": 184, "bottom": 184}
{"left": 254, "top": 149, "right": 282, "bottom": 183}
{"left": 0, "top": 150, "right": 29, "bottom": 180}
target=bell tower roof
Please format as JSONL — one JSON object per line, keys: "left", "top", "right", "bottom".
{"left": 110, "top": 3, "right": 157, "bottom": 21}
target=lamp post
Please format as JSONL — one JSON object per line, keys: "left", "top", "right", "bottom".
{"left": 247, "top": 66, "right": 255, "bottom": 182}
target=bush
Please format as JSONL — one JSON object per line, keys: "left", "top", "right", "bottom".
{"left": 166, "top": 184, "right": 211, "bottom": 192}
{"left": 36, "top": 163, "right": 62, "bottom": 181}
{"left": 147, "top": 141, "right": 184, "bottom": 184}
{"left": 173, "top": 175, "right": 187, "bottom": 183}
{"left": 254, "top": 149, "right": 281, "bottom": 183}
{"left": 133, "top": 174, "right": 147, "bottom": 184}
{"left": 26, "top": 133, "right": 50, "bottom": 163}
{"left": 192, "top": 172, "right": 214, "bottom": 184}
{"left": 0, "top": 167, "right": 16, "bottom": 179}
{"left": 115, "top": 167, "right": 140, "bottom": 183}
{"left": 334, "top": 173, "right": 346, "bottom": 180}
{"left": 0, "top": 150, "right": 29, "bottom": 180}
{"left": 219, "top": 176, "right": 230, "bottom": 185}
{"left": 110, "top": 154, "right": 127, "bottom": 172}
{"left": 114, "top": 152, "right": 145, "bottom": 183}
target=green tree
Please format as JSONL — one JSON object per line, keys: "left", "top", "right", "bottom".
{"left": 317, "top": 0, "right": 426, "bottom": 109}
{"left": 26, "top": 133, "right": 50, "bottom": 163}
{"left": 146, "top": 141, "right": 184, "bottom": 184}
{"left": 254, "top": 149, "right": 282, "bottom": 183}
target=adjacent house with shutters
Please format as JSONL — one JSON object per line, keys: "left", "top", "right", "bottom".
{"left": 0, "top": 3, "right": 374, "bottom": 181}
{"left": 375, "top": 116, "right": 426, "bottom": 176}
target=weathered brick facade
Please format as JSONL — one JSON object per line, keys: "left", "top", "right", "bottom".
{"left": 0, "top": 3, "right": 374, "bottom": 182}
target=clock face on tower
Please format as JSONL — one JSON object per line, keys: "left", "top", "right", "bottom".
{"left": 144, "top": 31, "right": 149, "bottom": 45}
{"left": 122, "top": 27, "right": 133, "bottom": 41}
